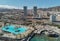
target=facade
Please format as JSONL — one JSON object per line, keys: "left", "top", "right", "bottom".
{"left": 38, "top": 13, "right": 42, "bottom": 18}
{"left": 56, "top": 15, "right": 60, "bottom": 21}
{"left": 50, "top": 14, "right": 56, "bottom": 22}
{"left": 33, "top": 6, "right": 37, "bottom": 17}
{"left": 24, "top": 6, "right": 27, "bottom": 17}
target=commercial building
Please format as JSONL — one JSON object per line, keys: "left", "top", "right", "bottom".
{"left": 24, "top": 6, "right": 27, "bottom": 17}
{"left": 33, "top": 6, "right": 37, "bottom": 17}
{"left": 56, "top": 14, "right": 60, "bottom": 21}
{"left": 50, "top": 14, "right": 56, "bottom": 22}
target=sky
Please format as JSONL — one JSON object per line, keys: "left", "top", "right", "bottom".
{"left": 0, "top": 0, "right": 60, "bottom": 9}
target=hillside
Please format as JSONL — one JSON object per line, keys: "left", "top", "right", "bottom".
{"left": 39, "top": 6, "right": 60, "bottom": 11}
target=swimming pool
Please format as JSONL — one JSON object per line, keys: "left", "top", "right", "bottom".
{"left": 2, "top": 25, "right": 28, "bottom": 35}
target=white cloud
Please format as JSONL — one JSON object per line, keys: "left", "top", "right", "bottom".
{"left": 0, "top": 5, "right": 19, "bottom": 9}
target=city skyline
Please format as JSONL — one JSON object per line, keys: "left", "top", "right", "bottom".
{"left": 0, "top": 0, "right": 60, "bottom": 9}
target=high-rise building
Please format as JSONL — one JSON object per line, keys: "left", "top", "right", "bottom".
{"left": 33, "top": 6, "right": 37, "bottom": 17}
{"left": 24, "top": 6, "right": 27, "bottom": 17}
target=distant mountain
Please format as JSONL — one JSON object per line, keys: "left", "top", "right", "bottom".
{"left": 0, "top": 8, "right": 12, "bottom": 12}
{"left": 0, "top": 8, "right": 21, "bottom": 12}
{"left": 38, "top": 6, "right": 60, "bottom": 11}
{"left": 0, "top": 6, "right": 60, "bottom": 13}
